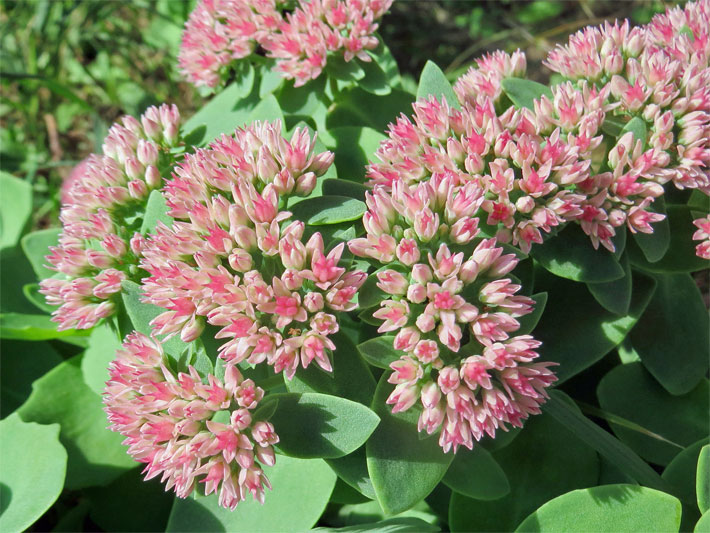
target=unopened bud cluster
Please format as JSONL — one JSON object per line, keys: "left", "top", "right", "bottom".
{"left": 40, "top": 104, "right": 181, "bottom": 330}
{"left": 140, "top": 120, "right": 366, "bottom": 379}
{"left": 104, "top": 332, "right": 278, "bottom": 510}
{"left": 350, "top": 176, "right": 557, "bottom": 453}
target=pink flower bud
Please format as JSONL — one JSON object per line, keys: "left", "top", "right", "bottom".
{"left": 393, "top": 327, "right": 420, "bottom": 352}
{"left": 145, "top": 165, "right": 162, "bottom": 188}
{"left": 228, "top": 248, "right": 253, "bottom": 272}
{"left": 406, "top": 283, "right": 427, "bottom": 304}
{"left": 303, "top": 291, "right": 324, "bottom": 313}
{"left": 376, "top": 270, "right": 408, "bottom": 295}
{"left": 128, "top": 179, "right": 148, "bottom": 199}
{"left": 411, "top": 264, "right": 433, "bottom": 284}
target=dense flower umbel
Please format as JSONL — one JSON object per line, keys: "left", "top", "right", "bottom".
{"left": 693, "top": 215, "right": 710, "bottom": 259}
{"left": 349, "top": 178, "right": 556, "bottom": 453}
{"left": 104, "top": 332, "right": 278, "bottom": 510}
{"left": 140, "top": 121, "right": 366, "bottom": 378}
{"left": 179, "top": 0, "right": 392, "bottom": 89}
{"left": 366, "top": 91, "right": 610, "bottom": 253}
{"left": 545, "top": 1, "right": 710, "bottom": 200}
{"left": 454, "top": 50, "right": 527, "bottom": 107}
{"left": 264, "top": 0, "right": 393, "bottom": 87}
{"left": 178, "top": 0, "right": 283, "bottom": 88}
{"left": 40, "top": 105, "right": 181, "bottom": 330}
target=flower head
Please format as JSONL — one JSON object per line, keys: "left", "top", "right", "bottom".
{"left": 454, "top": 49, "right": 527, "bottom": 106}
{"left": 264, "top": 0, "right": 393, "bottom": 86}
{"left": 365, "top": 90, "right": 606, "bottom": 252}
{"left": 40, "top": 105, "right": 182, "bottom": 330}
{"left": 178, "top": 0, "right": 283, "bottom": 88}
{"left": 104, "top": 331, "right": 278, "bottom": 510}
{"left": 141, "top": 120, "right": 365, "bottom": 379}
{"left": 350, "top": 172, "right": 556, "bottom": 452}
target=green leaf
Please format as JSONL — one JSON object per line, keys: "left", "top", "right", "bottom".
{"left": 368, "top": 39, "right": 401, "bottom": 87}
{"left": 327, "top": 55, "right": 366, "bottom": 82}
{"left": 0, "top": 172, "right": 32, "bottom": 250}
{"left": 501, "top": 78, "right": 553, "bottom": 110}
{"left": 166, "top": 455, "right": 336, "bottom": 532}
{"left": 629, "top": 205, "right": 709, "bottom": 273}
{"left": 86, "top": 468, "right": 175, "bottom": 533}
{"left": 358, "top": 58, "right": 392, "bottom": 96}
{"left": 630, "top": 273, "right": 709, "bottom": 395}
{"left": 121, "top": 279, "right": 188, "bottom": 360}
{"left": 258, "top": 65, "right": 284, "bottom": 98}
{"left": 366, "top": 373, "right": 454, "bottom": 514}
{"left": 17, "top": 355, "right": 136, "bottom": 489}
{"left": 22, "top": 283, "right": 55, "bottom": 314}
{"left": 515, "top": 484, "right": 682, "bottom": 533}
{"left": 516, "top": 292, "right": 548, "bottom": 335}
{"left": 182, "top": 72, "right": 259, "bottom": 146}
{"left": 327, "top": 88, "right": 415, "bottom": 133}
{"left": 247, "top": 93, "right": 285, "bottom": 124}
{"left": 0, "top": 339, "right": 62, "bottom": 418}
{"left": 416, "top": 61, "right": 460, "bottom": 109}
{"left": 699, "top": 445, "right": 710, "bottom": 514}
{"left": 597, "top": 363, "right": 709, "bottom": 466}
{"left": 290, "top": 195, "right": 366, "bottom": 225}
{"left": 632, "top": 197, "right": 670, "bottom": 262}
{"left": 357, "top": 336, "right": 399, "bottom": 369}
{"left": 534, "top": 270, "right": 656, "bottom": 383}
{"left": 286, "top": 332, "right": 376, "bottom": 406}
{"left": 358, "top": 272, "right": 387, "bottom": 309}
{"left": 0, "top": 312, "right": 89, "bottom": 341}
{"left": 331, "top": 499, "right": 439, "bottom": 528}
{"left": 322, "top": 179, "right": 368, "bottom": 201}
{"left": 695, "top": 511, "right": 710, "bottom": 532}
{"left": 140, "top": 189, "right": 173, "bottom": 235}
{"left": 532, "top": 224, "right": 625, "bottom": 282}
{"left": 448, "top": 403, "right": 599, "bottom": 532}
{"left": 264, "top": 392, "right": 379, "bottom": 459}
{"left": 443, "top": 446, "right": 510, "bottom": 500}
{"left": 0, "top": 247, "right": 38, "bottom": 314}
{"left": 545, "top": 391, "right": 671, "bottom": 493}
{"left": 313, "top": 517, "right": 438, "bottom": 532}
{"left": 663, "top": 439, "right": 708, "bottom": 530}
{"left": 278, "top": 75, "right": 328, "bottom": 118}
{"left": 20, "top": 228, "right": 60, "bottom": 279}
{"left": 621, "top": 116, "right": 648, "bottom": 149}
{"left": 326, "top": 446, "right": 376, "bottom": 500}
{"left": 327, "top": 126, "right": 387, "bottom": 182}
{"left": 81, "top": 323, "right": 122, "bottom": 395}
{"left": 0, "top": 414, "right": 67, "bottom": 533}
{"left": 587, "top": 253, "right": 632, "bottom": 315}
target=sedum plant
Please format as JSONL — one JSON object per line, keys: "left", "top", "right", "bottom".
{"left": 1, "top": 0, "right": 708, "bottom": 532}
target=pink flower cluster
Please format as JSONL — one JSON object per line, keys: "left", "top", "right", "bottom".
{"left": 366, "top": 86, "right": 608, "bottom": 252}
{"left": 104, "top": 332, "right": 278, "bottom": 510}
{"left": 178, "top": 0, "right": 392, "bottom": 88}
{"left": 140, "top": 120, "right": 366, "bottom": 379}
{"left": 40, "top": 105, "right": 181, "bottom": 330}
{"left": 545, "top": 0, "right": 710, "bottom": 224}
{"left": 264, "top": 0, "right": 392, "bottom": 86}
{"left": 178, "top": 0, "right": 283, "bottom": 88}
{"left": 455, "top": 49, "right": 527, "bottom": 107}
{"left": 693, "top": 215, "right": 710, "bottom": 259}
{"left": 349, "top": 176, "right": 557, "bottom": 453}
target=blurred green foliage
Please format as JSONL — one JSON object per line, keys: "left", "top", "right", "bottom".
{"left": 0, "top": 0, "right": 197, "bottom": 227}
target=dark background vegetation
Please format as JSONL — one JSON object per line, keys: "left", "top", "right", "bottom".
{"left": 0, "top": 0, "right": 673, "bottom": 230}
